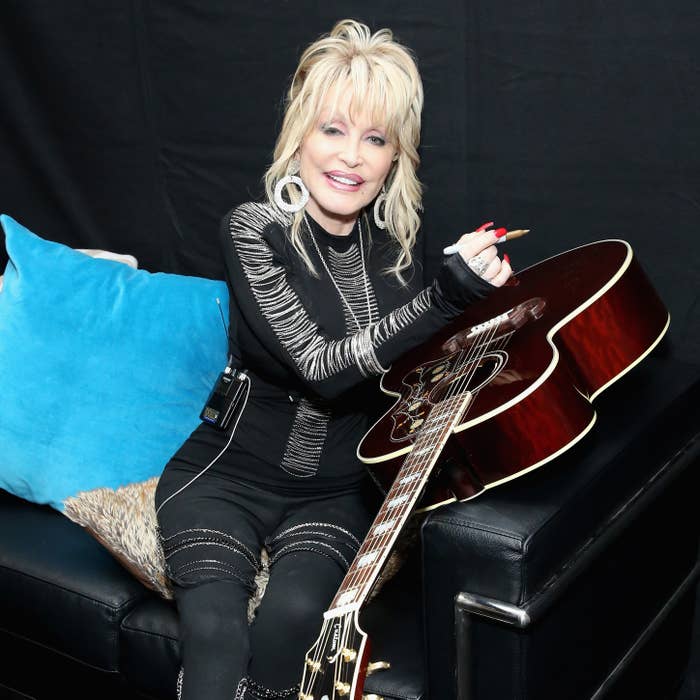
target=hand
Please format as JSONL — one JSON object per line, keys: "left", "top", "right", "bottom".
{"left": 450, "top": 228, "right": 512, "bottom": 287}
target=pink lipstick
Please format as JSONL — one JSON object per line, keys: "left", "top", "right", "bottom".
{"left": 325, "top": 171, "right": 364, "bottom": 191}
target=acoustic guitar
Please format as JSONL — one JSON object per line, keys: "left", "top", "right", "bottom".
{"left": 299, "top": 239, "right": 669, "bottom": 700}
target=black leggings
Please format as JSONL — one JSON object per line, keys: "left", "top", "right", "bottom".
{"left": 155, "top": 464, "right": 376, "bottom": 699}
{"left": 174, "top": 550, "right": 347, "bottom": 698}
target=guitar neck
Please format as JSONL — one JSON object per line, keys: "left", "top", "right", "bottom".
{"left": 326, "top": 391, "right": 472, "bottom": 617}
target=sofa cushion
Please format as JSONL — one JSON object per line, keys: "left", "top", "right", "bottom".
{"left": 0, "top": 488, "right": 151, "bottom": 671}
{"left": 0, "top": 214, "right": 228, "bottom": 510}
{"left": 63, "top": 477, "right": 272, "bottom": 618}
{"left": 63, "top": 476, "right": 173, "bottom": 599}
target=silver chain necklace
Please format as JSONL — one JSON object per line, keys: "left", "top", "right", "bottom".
{"left": 304, "top": 213, "right": 374, "bottom": 332}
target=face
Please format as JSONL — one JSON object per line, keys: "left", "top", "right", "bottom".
{"left": 297, "top": 94, "right": 397, "bottom": 235}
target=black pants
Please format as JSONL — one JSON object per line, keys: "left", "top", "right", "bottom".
{"left": 155, "top": 461, "right": 376, "bottom": 699}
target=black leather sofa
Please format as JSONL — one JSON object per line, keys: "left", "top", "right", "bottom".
{"left": 1, "top": 351, "right": 699, "bottom": 700}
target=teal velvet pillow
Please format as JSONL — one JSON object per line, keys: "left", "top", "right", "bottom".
{"left": 0, "top": 214, "right": 228, "bottom": 511}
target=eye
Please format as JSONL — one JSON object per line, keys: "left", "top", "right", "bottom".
{"left": 367, "top": 135, "right": 387, "bottom": 146}
{"left": 321, "top": 124, "right": 343, "bottom": 136}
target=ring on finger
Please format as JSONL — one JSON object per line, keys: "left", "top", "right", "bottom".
{"left": 482, "top": 257, "right": 502, "bottom": 281}
{"left": 467, "top": 253, "right": 489, "bottom": 277}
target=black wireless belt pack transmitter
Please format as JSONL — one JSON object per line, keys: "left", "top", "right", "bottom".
{"left": 200, "top": 367, "right": 248, "bottom": 431}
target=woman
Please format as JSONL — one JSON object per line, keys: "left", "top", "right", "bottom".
{"left": 155, "top": 19, "right": 511, "bottom": 700}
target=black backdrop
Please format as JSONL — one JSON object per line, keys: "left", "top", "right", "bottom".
{"left": 1, "top": 1, "right": 698, "bottom": 364}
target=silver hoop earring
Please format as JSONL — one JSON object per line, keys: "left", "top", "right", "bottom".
{"left": 274, "top": 175, "right": 309, "bottom": 213}
{"left": 373, "top": 188, "right": 387, "bottom": 230}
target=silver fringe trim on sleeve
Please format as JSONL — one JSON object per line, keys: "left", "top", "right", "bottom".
{"left": 227, "top": 202, "right": 433, "bottom": 383}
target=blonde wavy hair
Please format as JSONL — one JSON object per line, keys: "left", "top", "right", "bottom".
{"left": 263, "top": 19, "right": 424, "bottom": 280}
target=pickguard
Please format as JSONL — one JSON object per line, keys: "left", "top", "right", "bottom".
{"left": 389, "top": 349, "right": 508, "bottom": 443}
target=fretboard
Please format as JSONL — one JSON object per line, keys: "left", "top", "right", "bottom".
{"left": 325, "top": 391, "right": 472, "bottom": 617}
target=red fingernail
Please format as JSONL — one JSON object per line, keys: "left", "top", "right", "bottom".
{"left": 503, "top": 253, "right": 511, "bottom": 264}
{"left": 476, "top": 221, "right": 494, "bottom": 232}
{"left": 495, "top": 228, "right": 507, "bottom": 238}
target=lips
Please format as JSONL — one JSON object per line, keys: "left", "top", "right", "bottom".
{"left": 325, "top": 171, "right": 364, "bottom": 190}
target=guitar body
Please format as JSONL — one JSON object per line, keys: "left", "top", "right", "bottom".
{"left": 358, "top": 239, "right": 670, "bottom": 509}
{"left": 300, "top": 240, "right": 669, "bottom": 700}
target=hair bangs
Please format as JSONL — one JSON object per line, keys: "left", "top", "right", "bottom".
{"left": 300, "top": 60, "right": 349, "bottom": 133}
{"left": 326, "top": 60, "right": 409, "bottom": 144}
{"left": 370, "top": 61, "right": 414, "bottom": 144}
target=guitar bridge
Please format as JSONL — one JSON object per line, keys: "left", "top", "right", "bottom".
{"left": 442, "top": 297, "right": 546, "bottom": 353}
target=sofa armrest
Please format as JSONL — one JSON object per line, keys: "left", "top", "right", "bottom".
{"left": 420, "top": 356, "right": 700, "bottom": 700}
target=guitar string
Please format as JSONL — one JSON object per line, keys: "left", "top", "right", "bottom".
{"left": 340, "top": 321, "right": 507, "bottom": 599}
{"left": 448, "top": 323, "right": 505, "bottom": 401}
{"left": 312, "top": 263, "right": 505, "bottom": 696}
{"left": 307, "top": 397, "right": 486, "bottom": 695}
{"left": 339, "top": 611, "right": 353, "bottom": 692}
{"left": 451, "top": 331, "right": 512, "bottom": 416}
{"left": 305, "top": 322, "right": 515, "bottom": 693}
{"left": 339, "top": 344, "right": 493, "bottom": 603}
{"left": 308, "top": 615, "right": 335, "bottom": 696}
{"left": 449, "top": 330, "right": 513, "bottom": 428}
{"left": 305, "top": 610, "right": 358, "bottom": 694}
{"left": 328, "top": 309, "right": 550, "bottom": 694}
{"left": 307, "top": 324, "right": 515, "bottom": 695}
{"left": 338, "top": 324, "right": 497, "bottom": 599}
{"left": 303, "top": 617, "right": 328, "bottom": 692}
{"left": 361, "top": 323, "right": 501, "bottom": 555}
{"left": 324, "top": 322, "right": 510, "bottom": 649}
{"left": 337, "top": 403, "right": 454, "bottom": 602}
{"left": 443, "top": 325, "right": 512, "bottom": 423}
{"left": 305, "top": 615, "right": 334, "bottom": 694}
{"left": 329, "top": 274, "right": 489, "bottom": 612}
{"left": 348, "top": 391, "right": 464, "bottom": 595}
{"left": 326, "top": 610, "right": 354, "bottom": 696}
{"left": 340, "top": 350, "right": 483, "bottom": 600}
{"left": 332, "top": 614, "right": 344, "bottom": 697}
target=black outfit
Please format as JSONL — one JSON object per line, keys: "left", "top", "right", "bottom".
{"left": 155, "top": 201, "right": 493, "bottom": 699}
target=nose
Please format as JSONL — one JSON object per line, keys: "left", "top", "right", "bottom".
{"left": 339, "top": 139, "right": 362, "bottom": 168}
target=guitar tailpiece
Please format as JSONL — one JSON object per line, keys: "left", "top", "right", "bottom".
{"left": 242, "top": 676, "right": 300, "bottom": 699}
